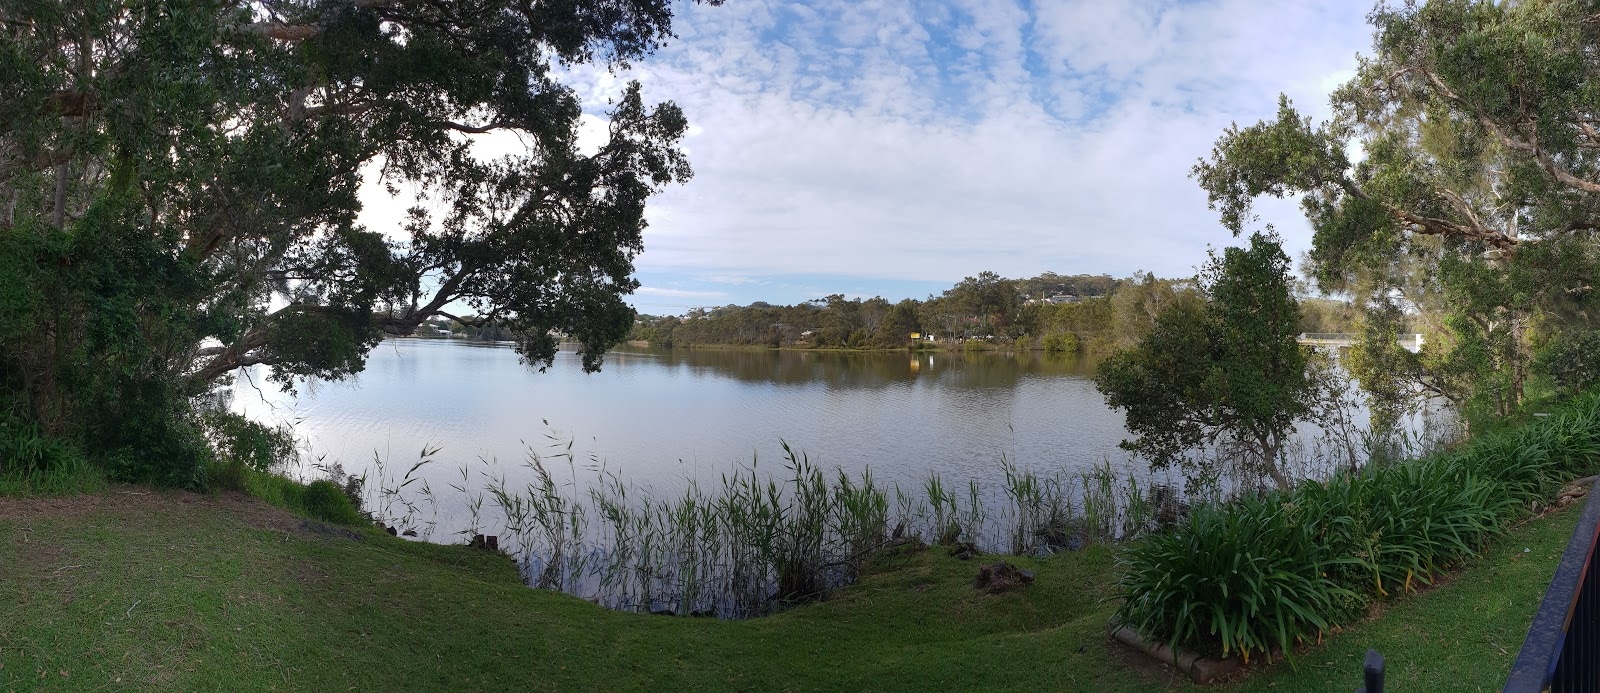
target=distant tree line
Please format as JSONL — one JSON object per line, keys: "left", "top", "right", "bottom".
{"left": 414, "top": 317, "right": 520, "bottom": 341}
{"left": 630, "top": 272, "right": 1363, "bottom": 354}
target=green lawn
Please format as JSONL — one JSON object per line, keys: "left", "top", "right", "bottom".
{"left": 0, "top": 487, "right": 1580, "bottom": 691}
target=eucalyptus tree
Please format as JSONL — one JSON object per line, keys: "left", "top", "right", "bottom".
{"left": 875, "top": 299, "right": 921, "bottom": 345}
{"left": 0, "top": 0, "right": 712, "bottom": 482}
{"left": 1192, "top": 0, "right": 1600, "bottom": 423}
{"left": 946, "top": 271, "right": 1021, "bottom": 336}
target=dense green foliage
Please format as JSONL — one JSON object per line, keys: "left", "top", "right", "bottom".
{"left": 0, "top": 439, "right": 103, "bottom": 497}
{"left": 1538, "top": 328, "right": 1600, "bottom": 397}
{"left": 1041, "top": 332, "right": 1080, "bottom": 354}
{"left": 1117, "top": 389, "right": 1600, "bottom": 662}
{"left": 0, "top": 0, "right": 709, "bottom": 485}
{"left": 1095, "top": 233, "right": 1311, "bottom": 490}
{"left": 1194, "top": 0, "right": 1600, "bottom": 427}
{"left": 297, "top": 479, "right": 364, "bottom": 525}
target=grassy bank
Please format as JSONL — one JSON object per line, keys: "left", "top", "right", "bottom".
{"left": 0, "top": 484, "right": 1580, "bottom": 691}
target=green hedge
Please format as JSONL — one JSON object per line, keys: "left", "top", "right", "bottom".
{"left": 1115, "top": 391, "right": 1600, "bottom": 661}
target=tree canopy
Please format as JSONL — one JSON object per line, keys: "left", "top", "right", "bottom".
{"left": 1193, "top": 0, "right": 1600, "bottom": 423}
{"left": 1095, "top": 233, "right": 1311, "bottom": 491}
{"left": 0, "top": 0, "right": 712, "bottom": 484}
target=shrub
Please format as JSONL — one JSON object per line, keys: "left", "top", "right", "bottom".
{"left": 1, "top": 223, "right": 217, "bottom": 490}
{"left": 0, "top": 452, "right": 105, "bottom": 497}
{"left": 0, "top": 408, "right": 83, "bottom": 478}
{"left": 1117, "top": 497, "right": 1356, "bottom": 661}
{"left": 302, "top": 480, "right": 365, "bottom": 525}
{"left": 209, "top": 459, "right": 252, "bottom": 493}
{"left": 95, "top": 388, "right": 213, "bottom": 490}
{"left": 239, "top": 469, "right": 366, "bottom": 526}
{"left": 204, "top": 412, "right": 297, "bottom": 473}
{"left": 1042, "top": 332, "right": 1080, "bottom": 354}
{"left": 1115, "top": 390, "right": 1600, "bottom": 661}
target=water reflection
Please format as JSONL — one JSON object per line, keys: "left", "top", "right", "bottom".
{"left": 236, "top": 340, "right": 1129, "bottom": 511}
{"left": 603, "top": 345, "right": 1098, "bottom": 389}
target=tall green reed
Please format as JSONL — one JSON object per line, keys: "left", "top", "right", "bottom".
{"left": 360, "top": 436, "right": 1184, "bottom": 618}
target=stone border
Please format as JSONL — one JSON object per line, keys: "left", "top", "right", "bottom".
{"left": 1108, "top": 621, "right": 1242, "bottom": 685}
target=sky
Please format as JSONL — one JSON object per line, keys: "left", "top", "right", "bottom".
{"left": 370, "top": 0, "right": 1379, "bottom": 314}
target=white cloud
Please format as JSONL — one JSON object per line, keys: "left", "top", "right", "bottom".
{"left": 703, "top": 274, "right": 757, "bottom": 285}
{"left": 634, "top": 286, "right": 731, "bottom": 299}
{"left": 571, "top": 2, "right": 1373, "bottom": 289}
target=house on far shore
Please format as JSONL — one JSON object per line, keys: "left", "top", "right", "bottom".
{"left": 1024, "top": 294, "right": 1081, "bottom": 306}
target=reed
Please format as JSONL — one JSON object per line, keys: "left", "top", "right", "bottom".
{"left": 365, "top": 445, "right": 443, "bottom": 539}
{"left": 357, "top": 436, "right": 1184, "bottom": 618}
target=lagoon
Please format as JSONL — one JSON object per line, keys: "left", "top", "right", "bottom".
{"left": 233, "top": 339, "right": 1137, "bottom": 496}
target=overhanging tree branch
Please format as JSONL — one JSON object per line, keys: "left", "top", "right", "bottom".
{"left": 1416, "top": 67, "right": 1600, "bottom": 196}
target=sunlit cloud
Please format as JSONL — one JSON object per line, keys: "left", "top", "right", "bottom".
{"left": 373, "top": 1, "right": 1377, "bottom": 309}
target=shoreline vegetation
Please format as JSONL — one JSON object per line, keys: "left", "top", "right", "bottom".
{"left": 159, "top": 384, "right": 1572, "bottom": 688}
{"left": 357, "top": 445, "right": 1180, "bottom": 619}
{"left": 345, "top": 391, "right": 1591, "bottom": 630}
{"left": 621, "top": 271, "right": 1363, "bottom": 358}
{"left": 625, "top": 340, "right": 1037, "bottom": 353}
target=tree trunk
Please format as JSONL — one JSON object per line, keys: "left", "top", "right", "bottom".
{"left": 52, "top": 161, "right": 67, "bottom": 229}
{"left": 1262, "top": 431, "right": 1291, "bottom": 493}
{"left": 1511, "top": 311, "right": 1527, "bottom": 409}
{"left": 1265, "top": 461, "right": 1291, "bottom": 493}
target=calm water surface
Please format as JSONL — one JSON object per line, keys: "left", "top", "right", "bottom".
{"left": 234, "top": 339, "right": 1142, "bottom": 498}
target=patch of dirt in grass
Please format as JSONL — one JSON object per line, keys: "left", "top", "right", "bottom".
{"left": 0, "top": 485, "right": 302, "bottom": 535}
{"left": 292, "top": 560, "right": 335, "bottom": 589}
{"left": 1, "top": 527, "right": 88, "bottom": 599}
{"left": 6, "top": 530, "right": 66, "bottom": 568}
{"left": 1100, "top": 636, "right": 1190, "bottom": 689}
